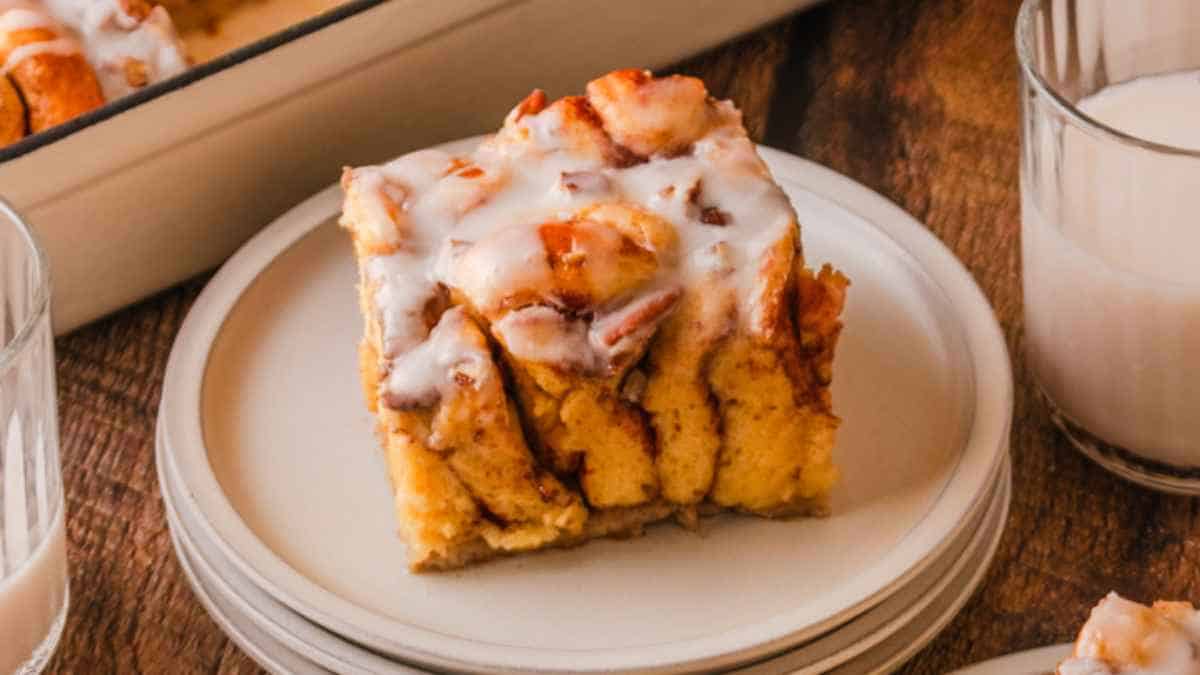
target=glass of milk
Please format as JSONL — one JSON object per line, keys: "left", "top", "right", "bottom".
{"left": 0, "top": 199, "right": 68, "bottom": 673}
{"left": 1018, "top": 0, "right": 1200, "bottom": 493}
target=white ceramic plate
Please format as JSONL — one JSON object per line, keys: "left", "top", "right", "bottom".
{"left": 163, "top": 431, "right": 1011, "bottom": 675}
{"left": 740, "top": 457, "right": 1010, "bottom": 674}
{"left": 949, "top": 645, "right": 1071, "bottom": 675}
{"left": 169, "top": 499, "right": 414, "bottom": 674}
{"left": 168, "top": 523, "right": 325, "bottom": 675}
{"left": 159, "top": 139, "right": 1013, "bottom": 673}
{"left": 158, "top": 422, "right": 420, "bottom": 675}
{"left": 162, "top": 395, "right": 1008, "bottom": 675}
{"left": 163, "top": 417, "right": 1009, "bottom": 675}
{"left": 823, "top": 472, "right": 1010, "bottom": 675}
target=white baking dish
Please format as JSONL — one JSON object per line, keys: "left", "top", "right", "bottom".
{"left": 0, "top": 0, "right": 819, "bottom": 332}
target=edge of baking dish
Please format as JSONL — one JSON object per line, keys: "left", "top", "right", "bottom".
{"left": 0, "top": 0, "right": 385, "bottom": 164}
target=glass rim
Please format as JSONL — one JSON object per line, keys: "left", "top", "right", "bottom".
{"left": 1015, "top": 0, "right": 1200, "bottom": 160}
{"left": 0, "top": 197, "right": 51, "bottom": 376}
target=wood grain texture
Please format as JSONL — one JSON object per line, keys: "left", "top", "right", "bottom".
{"left": 42, "top": 0, "right": 1190, "bottom": 672}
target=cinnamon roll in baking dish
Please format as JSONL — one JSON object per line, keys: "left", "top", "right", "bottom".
{"left": 340, "top": 69, "right": 849, "bottom": 571}
{"left": 0, "top": 0, "right": 187, "bottom": 145}
{"left": 0, "top": 1, "right": 105, "bottom": 135}
{"left": 0, "top": 0, "right": 344, "bottom": 149}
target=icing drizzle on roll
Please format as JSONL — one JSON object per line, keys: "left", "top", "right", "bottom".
{"left": 1059, "top": 593, "right": 1200, "bottom": 675}
{"left": 40, "top": 0, "right": 188, "bottom": 97}
{"left": 0, "top": 0, "right": 187, "bottom": 97}
{"left": 341, "top": 69, "right": 800, "bottom": 405}
{"left": 0, "top": 1, "right": 81, "bottom": 74}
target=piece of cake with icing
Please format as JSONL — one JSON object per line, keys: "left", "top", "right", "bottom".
{"left": 1058, "top": 593, "right": 1200, "bottom": 675}
{"left": 340, "top": 68, "right": 848, "bottom": 571}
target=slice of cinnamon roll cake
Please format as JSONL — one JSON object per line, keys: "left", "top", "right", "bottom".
{"left": 340, "top": 69, "right": 849, "bottom": 571}
{"left": 1058, "top": 593, "right": 1200, "bottom": 675}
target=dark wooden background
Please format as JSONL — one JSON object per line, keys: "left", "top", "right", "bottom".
{"left": 47, "top": 0, "right": 1194, "bottom": 672}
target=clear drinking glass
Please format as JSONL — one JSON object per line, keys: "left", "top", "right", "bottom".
{"left": 0, "top": 198, "right": 68, "bottom": 673}
{"left": 1018, "top": 0, "right": 1200, "bottom": 493}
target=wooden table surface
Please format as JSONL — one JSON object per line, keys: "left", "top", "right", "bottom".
{"left": 46, "top": 0, "right": 1192, "bottom": 672}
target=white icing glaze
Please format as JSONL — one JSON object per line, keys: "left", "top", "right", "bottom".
{"left": 1059, "top": 593, "right": 1200, "bottom": 675}
{"left": 0, "top": 0, "right": 78, "bottom": 76}
{"left": 343, "top": 74, "right": 798, "bottom": 405}
{"left": 0, "top": 1, "right": 82, "bottom": 74}
{"left": 365, "top": 252, "right": 436, "bottom": 359}
{"left": 1, "top": 36, "right": 78, "bottom": 73}
{"left": 491, "top": 285, "right": 681, "bottom": 377}
{"left": 39, "top": 0, "right": 188, "bottom": 98}
{"left": 446, "top": 221, "right": 556, "bottom": 314}
{"left": 0, "top": 6, "right": 54, "bottom": 31}
{"left": 588, "top": 285, "right": 681, "bottom": 367}
{"left": 381, "top": 307, "right": 492, "bottom": 410}
{"left": 492, "top": 306, "right": 598, "bottom": 373}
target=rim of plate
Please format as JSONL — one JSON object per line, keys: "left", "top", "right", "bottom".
{"left": 735, "top": 455, "right": 1011, "bottom": 675}
{"left": 949, "top": 644, "right": 1072, "bottom": 675}
{"left": 829, "top": 463, "right": 1012, "bottom": 675}
{"left": 160, "top": 412, "right": 1008, "bottom": 675}
{"left": 160, "top": 425, "right": 1009, "bottom": 675}
{"left": 157, "top": 419, "right": 423, "bottom": 675}
{"left": 789, "top": 457, "right": 1011, "bottom": 675}
{"left": 160, "top": 138, "right": 1014, "bottom": 673}
{"left": 168, "top": 510, "right": 317, "bottom": 675}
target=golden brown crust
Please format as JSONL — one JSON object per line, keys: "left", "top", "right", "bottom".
{"left": 412, "top": 501, "right": 680, "bottom": 572}
{"left": 362, "top": 303, "right": 588, "bottom": 564}
{"left": 707, "top": 336, "right": 838, "bottom": 516}
{"left": 796, "top": 263, "right": 850, "bottom": 405}
{"left": 585, "top": 68, "right": 714, "bottom": 158}
{"left": 11, "top": 53, "right": 104, "bottom": 132}
{"left": 424, "top": 315, "right": 586, "bottom": 538}
{"left": 0, "top": 76, "right": 26, "bottom": 145}
{"left": 0, "top": 27, "right": 104, "bottom": 134}
{"left": 643, "top": 283, "right": 733, "bottom": 504}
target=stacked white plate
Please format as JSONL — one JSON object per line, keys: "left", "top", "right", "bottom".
{"left": 156, "top": 140, "right": 1014, "bottom": 674}
{"left": 950, "top": 645, "right": 1072, "bottom": 674}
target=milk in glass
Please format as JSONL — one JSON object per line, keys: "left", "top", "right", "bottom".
{"left": 1024, "top": 70, "right": 1200, "bottom": 468}
{"left": 0, "top": 511, "right": 67, "bottom": 674}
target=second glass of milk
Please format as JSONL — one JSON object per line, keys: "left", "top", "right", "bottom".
{"left": 1019, "top": 0, "right": 1200, "bottom": 493}
{"left": 0, "top": 198, "right": 69, "bottom": 674}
